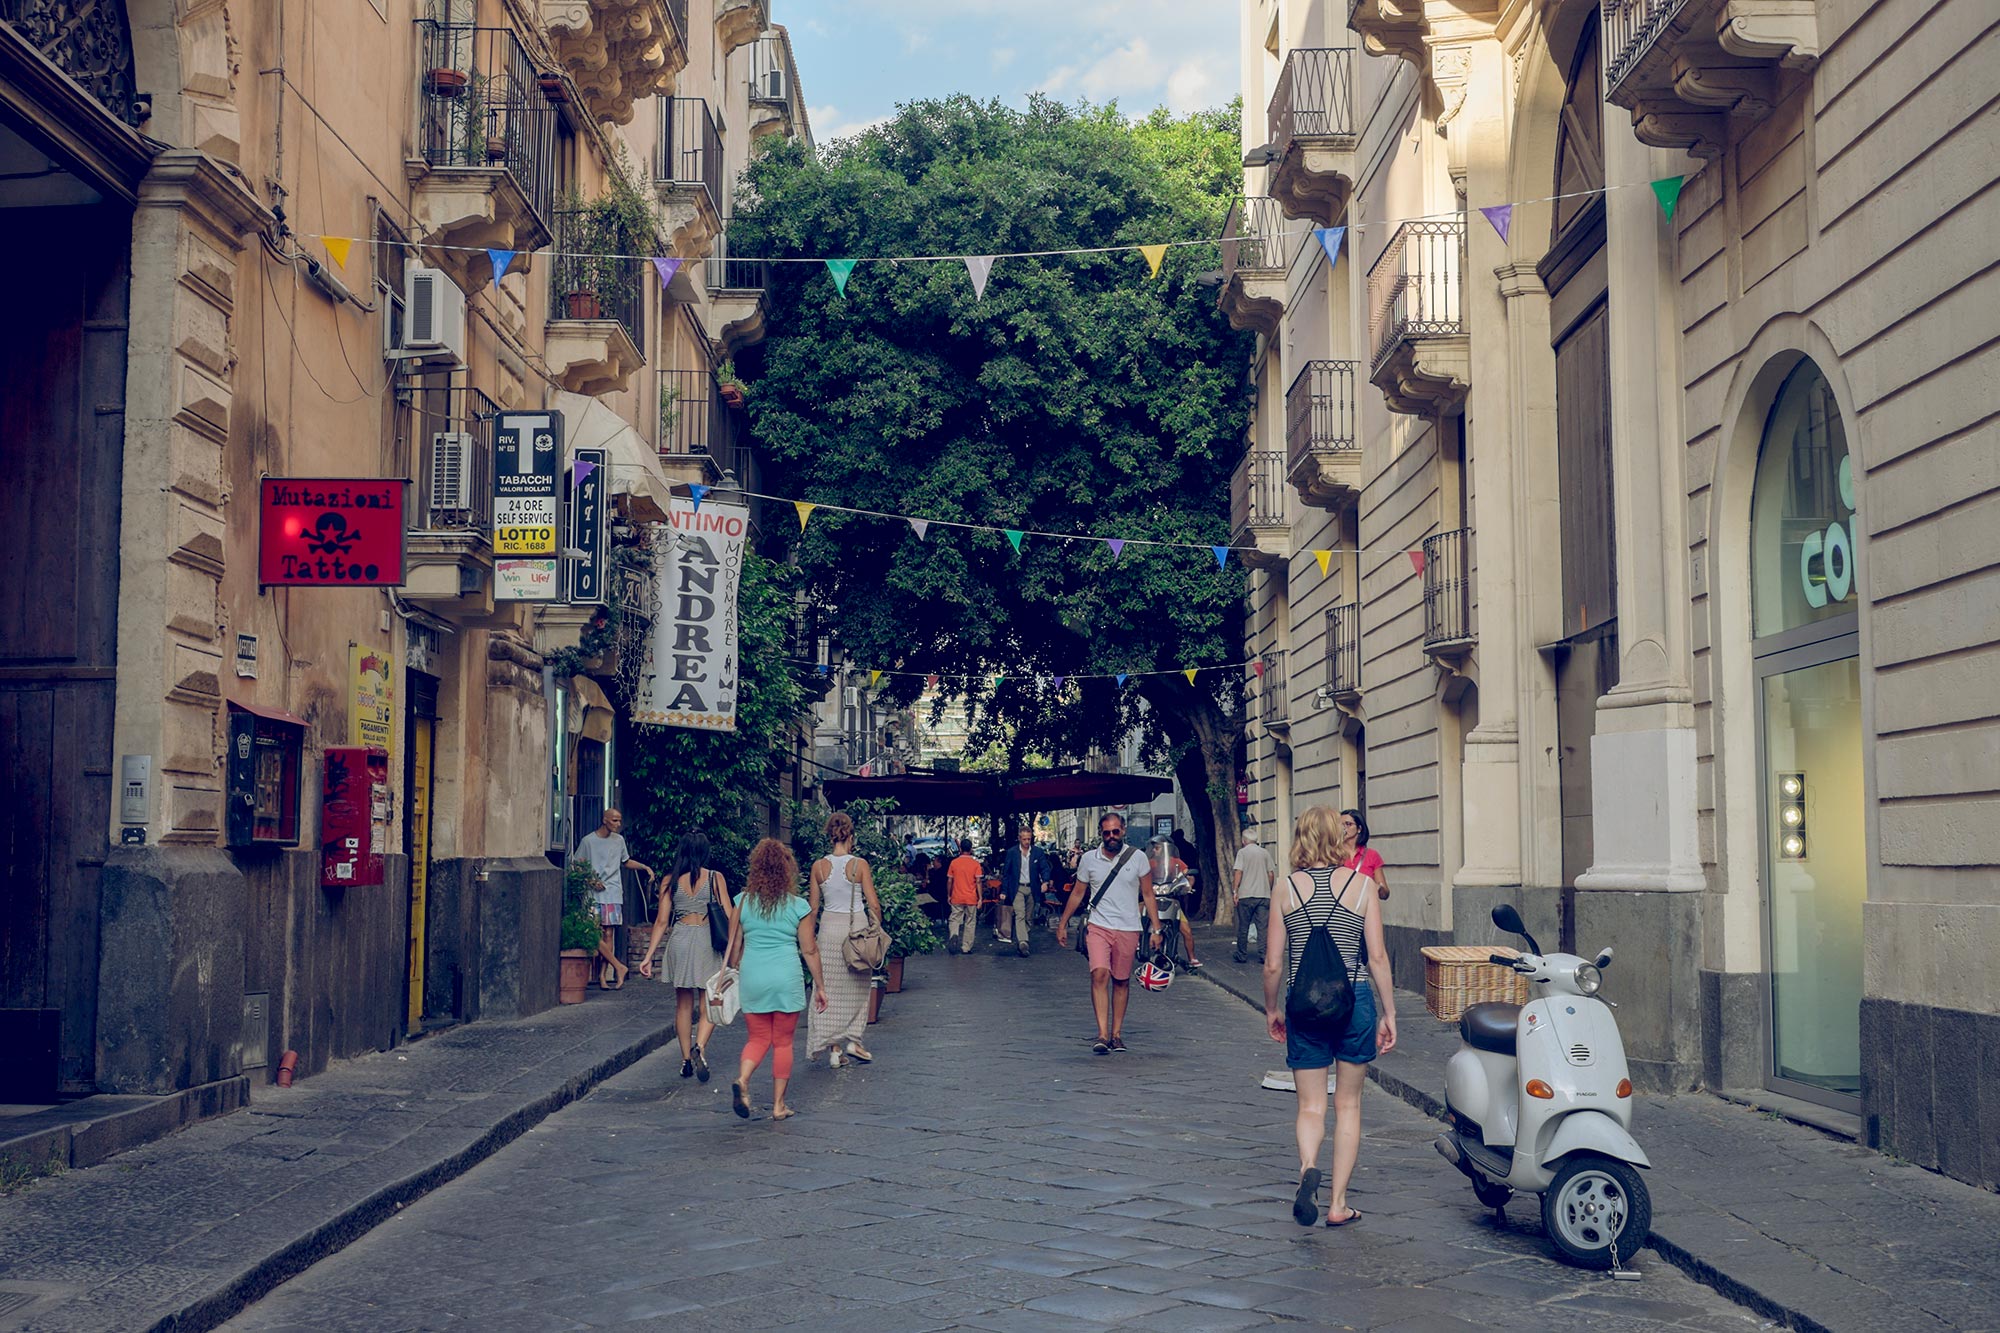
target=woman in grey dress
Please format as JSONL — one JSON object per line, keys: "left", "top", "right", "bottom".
{"left": 805, "top": 812, "right": 883, "bottom": 1068}
{"left": 638, "top": 835, "right": 734, "bottom": 1082}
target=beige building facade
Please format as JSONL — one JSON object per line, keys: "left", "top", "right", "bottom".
{"left": 1229, "top": 0, "right": 1998, "bottom": 1187}
{"left": 0, "top": 0, "right": 811, "bottom": 1109}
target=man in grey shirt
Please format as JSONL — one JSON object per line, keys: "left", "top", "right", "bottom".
{"left": 1232, "top": 833, "right": 1276, "bottom": 964}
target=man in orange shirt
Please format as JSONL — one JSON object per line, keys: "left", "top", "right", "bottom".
{"left": 945, "top": 838, "right": 984, "bottom": 955}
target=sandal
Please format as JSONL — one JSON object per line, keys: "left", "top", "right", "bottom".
{"left": 1293, "top": 1168, "right": 1322, "bottom": 1227}
{"left": 731, "top": 1081, "right": 752, "bottom": 1119}
{"left": 771, "top": 1107, "right": 798, "bottom": 1121}
{"left": 1324, "top": 1207, "right": 1362, "bottom": 1228}
{"left": 846, "top": 1043, "right": 873, "bottom": 1064}
{"left": 692, "top": 1046, "right": 710, "bottom": 1084}
{"left": 1091, "top": 1039, "right": 1110, "bottom": 1056}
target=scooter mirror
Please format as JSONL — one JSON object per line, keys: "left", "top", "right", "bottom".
{"left": 1491, "top": 903, "right": 1527, "bottom": 935}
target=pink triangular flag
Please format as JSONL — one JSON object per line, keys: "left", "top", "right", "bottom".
{"left": 1479, "top": 205, "right": 1513, "bottom": 242}
{"left": 1408, "top": 549, "right": 1427, "bottom": 576}
{"left": 1252, "top": 660, "right": 1265, "bottom": 678}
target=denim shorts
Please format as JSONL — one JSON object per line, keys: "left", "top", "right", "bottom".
{"left": 1286, "top": 978, "right": 1377, "bottom": 1070}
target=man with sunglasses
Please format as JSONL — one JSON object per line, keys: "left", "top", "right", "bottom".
{"left": 1057, "top": 812, "right": 1163, "bottom": 1055}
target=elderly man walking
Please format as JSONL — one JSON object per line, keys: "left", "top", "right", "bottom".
{"left": 575, "top": 808, "right": 654, "bottom": 989}
{"left": 1057, "top": 812, "right": 1163, "bottom": 1055}
{"left": 1232, "top": 830, "right": 1276, "bottom": 964}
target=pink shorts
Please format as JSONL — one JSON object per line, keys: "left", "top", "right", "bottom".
{"left": 1085, "top": 924, "right": 1140, "bottom": 980}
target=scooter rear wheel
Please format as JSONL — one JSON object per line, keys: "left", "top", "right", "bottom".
{"left": 1540, "top": 1153, "right": 1650, "bottom": 1270}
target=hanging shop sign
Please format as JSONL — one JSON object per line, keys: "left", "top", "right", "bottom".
{"left": 494, "top": 557, "right": 561, "bottom": 601}
{"left": 493, "top": 411, "right": 562, "bottom": 556}
{"left": 258, "top": 478, "right": 408, "bottom": 586}
{"left": 350, "top": 647, "right": 395, "bottom": 761}
{"left": 566, "top": 448, "right": 608, "bottom": 605}
{"left": 633, "top": 497, "right": 747, "bottom": 732}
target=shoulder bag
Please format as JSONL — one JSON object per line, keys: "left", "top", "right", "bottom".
{"left": 703, "top": 870, "right": 732, "bottom": 955}
{"left": 818, "top": 864, "right": 891, "bottom": 972}
{"left": 702, "top": 964, "right": 740, "bottom": 1026}
{"left": 1072, "top": 846, "right": 1139, "bottom": 956}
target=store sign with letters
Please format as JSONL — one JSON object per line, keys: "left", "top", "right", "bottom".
{"left": 634, "top": 497, "right": 746, "bottom": 732}
{"left": 350, "top": 647, "right": 395, "bottom": 760}
{"left": 566, "top": 448, "right": 608, "bottom": 604}
{"left": 258, "top": 478, "right": 408, "bottom": 586}
{"left": 495, "top": 557, "right": 561, "bottom": 601}
{"left": 493, "top": 411, "right": 561, "bottom": 557}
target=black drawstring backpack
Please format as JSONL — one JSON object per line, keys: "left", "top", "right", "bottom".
{"left": 1285, "top": 871, "right": 1359, "bottom": 1036}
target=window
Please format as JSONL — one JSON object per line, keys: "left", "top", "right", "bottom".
{"left": 1751, "top": 361, "right": 1856, "bottom": 640}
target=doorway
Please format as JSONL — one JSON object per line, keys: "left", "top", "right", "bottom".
{"left": 405, "top": 670, "right": 441, "bottom": 1032}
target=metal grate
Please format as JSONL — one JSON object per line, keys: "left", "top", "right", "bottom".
{"left": 1422, "top": 527, "right": 1475, "bottom": 649}
{"left": 241, "top": 991, "right": 269, "bottom": 1070}
{"left": 1568, "top": 1043, "right": 1595, "bottom": 1065}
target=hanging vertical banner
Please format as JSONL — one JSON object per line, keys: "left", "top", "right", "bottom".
{"left": 565, "top": 446, "right": 608, "bottom": 605}
{"left": 350, "top": 646, "right": 396, "bottom": 761}
{"left": 634, "top": 497, "right": 748, "bottom": 732}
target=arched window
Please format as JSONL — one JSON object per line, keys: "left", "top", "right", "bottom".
{"left": 1751, "top": 361, "right": 1857, "bottom": 641}
{"left": 1, "top": 1, "right": 142, "bottom": 127}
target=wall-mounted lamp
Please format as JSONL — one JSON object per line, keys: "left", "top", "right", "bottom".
{"left": 1776, "top": 772, "right": 1806, "bottom": 860}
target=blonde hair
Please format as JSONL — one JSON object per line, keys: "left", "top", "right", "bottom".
{"left": 1291, "top": 805, "right": 1348, "bottom": 870}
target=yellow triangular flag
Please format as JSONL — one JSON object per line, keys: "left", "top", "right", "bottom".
{"left": 794, "top": 501, "right": 816, "bottom": 531}
{"left": 1314, "top": 550, "right": 1333, "bottom": 577}
{"left": 869, "top": 670, "right": 882, "bottom": 688}
{"left": 323, "top": 236, "right": 353, "bottom": 269}
{"left": 1183, "top": 668, "right": 1198, "bottom": 685}
{"left": 1139, "top": 244, "right": 1168, "bottom": 278}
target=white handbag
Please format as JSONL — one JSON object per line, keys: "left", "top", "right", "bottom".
{"left": 703, "top": 965, "right": 741, "bottom": 1026}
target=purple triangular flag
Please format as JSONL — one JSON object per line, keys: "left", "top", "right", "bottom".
{"left": 1106, "top": 538, "right": 1125, "bottom": 559}
{"left": 1053, "top": 676, "right": 1066, "bottom": 690}
{"left": 908, "top": 518, "right": 929, "bottom": 540}
{"left": 1479, "top": 205, "right": 1513, "bottom": 242}
{"left": 486, "top": 248, "right": 515, "bottom": 290}
{"left": 688, "top": 484, "right": 708, "bottom": 512}
{"left": 1211, "top": 546, "right": 1230, "bottom": 569}
{"left": 1313, "top": 227, "right": 1345, "bottom": 266}
{"left": 572, "top": 460, "right": 597, "bottom": 483}
{"left": 652, "top": 256, "right": 683, "bottom": 290}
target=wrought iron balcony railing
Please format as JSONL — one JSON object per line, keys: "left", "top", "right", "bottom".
{"left": 1326, "top": 603, "right": 1360, "bottom": 699}
{"left": 665, "top": 0, "right": 688, "bottom": 46}
{"left": 1261, "top": 649, "right": 1290, "bottom": 727}
{"left": 1285, "top": 359, "right": 1358, "bottom": 473}
{"left": 1367, "top": 216, "right": 1467, "bottom": 372}
{"left": 415, "top": 20, "right": 557, "bottom": 226}
{"left": 412, "top": 385, "right": 499, "bottom": 533}
{"left": 1603, "top": 0, "right": 1690, "bottom": 93}
{"left": 1230, "top": 449, "right": 1289, "bottom": 534}
{"left": 1268, "top": 47, "right": 1358, "bottom": 157}
{"left": 1422, "top": 527, "right": 1475, "bottom": 651}
{"left": 659, "top": 368, "right": 738, "bottom": 459}
{"left": 551, "top": 206, "right": 646, "bottom": 351}
{"left": 1222, "top": 195, "right": 1292, "bottom": 278}
{"left": 659, "top": 95, "right": 723, "bottom": 216}
{"left": 706, "top": 254, "right": 768, "bottom": 292}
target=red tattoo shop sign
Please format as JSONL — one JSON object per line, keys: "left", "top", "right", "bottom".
{"left": 258, "top": 478, "right": 408, "bottom": 586}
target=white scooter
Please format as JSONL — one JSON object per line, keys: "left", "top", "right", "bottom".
{"left": 1434, "top": 904, "right": 1652, "bottom": 1270}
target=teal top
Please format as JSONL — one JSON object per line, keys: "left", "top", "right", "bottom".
{"left": 737, "top": 893, "right": 811, "bottom": 1014}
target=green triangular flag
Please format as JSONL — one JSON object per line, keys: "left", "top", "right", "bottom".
{"left": 1005, "top": 529, "right": 1024, "bottom": 553}
{"left": 825, "top": 258, "right": 857, "bottom": 295}
{"left": 1650, "top": 176, "right": 1687, "bottom": 222}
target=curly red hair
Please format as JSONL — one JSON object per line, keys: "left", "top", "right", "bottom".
{"left": 743, "top": 837, "right": 799, "bottom": 912}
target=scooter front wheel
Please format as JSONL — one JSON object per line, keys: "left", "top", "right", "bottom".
{"left": 1540, "top": 1153, "right": 1650, "bottom": 1269}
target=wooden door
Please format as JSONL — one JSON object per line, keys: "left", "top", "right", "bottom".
{"left": 0, "top": 201, "right": 131, "bottom": 1099}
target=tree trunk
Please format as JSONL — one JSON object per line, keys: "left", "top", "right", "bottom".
{"left": 1137, "top": 676, "right": 1242, "bottom": 927}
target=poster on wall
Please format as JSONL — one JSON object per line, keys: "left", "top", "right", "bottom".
{"left": 493, "top": 411, "right": 562, "bottom": 555}
{"left": 632, "top": 496, "right": 746, "bottom": 732}
{"left": 350, "top": 647, "right": 395, "bottom": 761}
{"left": 257, "top": 479, "right": 408, "bottom": 586}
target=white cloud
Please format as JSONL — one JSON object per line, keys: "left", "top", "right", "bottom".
{"left": 991, "top": 47, "right": 1016, "bottom": 70}
{"left": 1164, "top": 60, "right": 1218, "bottom": 115}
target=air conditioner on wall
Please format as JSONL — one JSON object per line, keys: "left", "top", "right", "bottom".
{"left": 429, "top": 432, "right": 474, "bottom": 513}
{"left": 401, "top": 267, "right": 468, "bottom": 369}
{"left": 763, "top": 69, "right": 788, "bottom": 101}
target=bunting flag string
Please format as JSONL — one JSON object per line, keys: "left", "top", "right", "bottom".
{"left": 1478, "top": 204, "right": 1513, "bottom": 242}
{"left": 486, "top": 248, "right": 515, "bottom": 291}
{"left": 652, "top": 256, "right": 682, "bottom": 290}
{"left": 1313, "top": 226, "right": 1345, "bottom": 266}
{"left": 964, "top": 254, "right": 995, "bottom": 299}
{"left": 1650, "top": 175, "right": 1687, "bottom": 222}
{"left": 825, "top": 258, "right": 857, "bottom": 295}
{"left": 1139, "top": 243, "right": 1168, "bottom": 277}
{"left": 794, "top": 500, "right": 817, "bottom": 531}
{"left": 908, "top": 517, "right": 929, "bottom": 540}
{"left": 322, "top": 235, "right": 353, "bottom": 269}
{"left": 787, "top": 656, "right": 1279, "bottom": 688}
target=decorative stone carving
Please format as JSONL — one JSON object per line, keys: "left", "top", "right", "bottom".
{"left": 713, "top": 0, "right": 767, "bottom": 54}
{"left": 545, "top": 317, "right": 643, "bottom": 396}
{"left": 541, "top": 0, "right": 686, "bottom": 126}
{"left": 1604, "top": 0, "right": 1817, "bottom": 158}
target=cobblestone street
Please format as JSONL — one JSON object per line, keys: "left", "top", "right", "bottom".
{"left": 220, "top": 941, "right": 1761, "bottom": 1332}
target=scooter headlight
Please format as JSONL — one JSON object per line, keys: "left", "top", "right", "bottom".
{"left": 1574, "top": 962, "right": 1602, "bottom": 995}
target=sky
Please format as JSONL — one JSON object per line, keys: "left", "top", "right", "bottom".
{"left": 779, "top": 1, "right": 1240, "bottom": 142}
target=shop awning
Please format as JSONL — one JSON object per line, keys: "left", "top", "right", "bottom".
{"left": 555, "top": 390, "right": 672, "bottom": 525}
{"left": 820, "top": 769, "right": 1174, "bottom": 816}
{"left": 1007, "top": 771, "right": 1174, "bottom": 810}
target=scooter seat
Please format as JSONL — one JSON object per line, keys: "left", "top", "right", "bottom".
{"left": 1461, "top": 1002, "right": 1521, "bottom": 1056}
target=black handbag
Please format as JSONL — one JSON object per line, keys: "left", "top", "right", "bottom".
{"left": 1072, "top": 846, "right": 1139, "bottom": 955}
{"left": 703, "top": 871, "right": 731, "bottom": 954}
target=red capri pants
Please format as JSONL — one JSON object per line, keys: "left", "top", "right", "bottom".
{"left": 742, "top": 1010, "right": 800, "bottom": 1079}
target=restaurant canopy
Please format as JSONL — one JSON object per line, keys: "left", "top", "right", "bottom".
{"left": 820, "top": 770, "right": 1173, "bottom": 818}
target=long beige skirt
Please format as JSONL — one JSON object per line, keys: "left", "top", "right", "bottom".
{"left": 807, "top": 909, "right": 873, "bottom": 1055}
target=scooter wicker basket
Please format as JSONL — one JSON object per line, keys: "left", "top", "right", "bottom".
{"left": 1420, "top": 945, "right": 1530, "bottom": 1021}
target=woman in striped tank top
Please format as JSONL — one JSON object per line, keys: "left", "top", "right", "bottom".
{"left": 1263, "top": 805, "right": 1398, "bottom": 1229}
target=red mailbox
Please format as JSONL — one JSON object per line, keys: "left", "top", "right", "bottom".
{"left": 321, "top": 746, "right": 390, "bottom": 888}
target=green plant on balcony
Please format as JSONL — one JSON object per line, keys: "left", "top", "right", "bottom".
{"left": 659, "top": 380, "right": 682, "bottom": 438}
{"left": 716, "top": 358, "right": 747, "bottom": 407}
{"left": 555, "top": 153, "right": 657, "bottom": 321}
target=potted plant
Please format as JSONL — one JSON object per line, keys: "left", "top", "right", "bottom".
{"left": 716, "top": 360, "right": 747, "bottom": 408}
{"left": 537, "top": 70, "right": 570, "bottom": 104}
{"left": 875, "top": 865, "right": 940, "bottom": 994}
{"left": 425, "top": 67, "right": 468, "bottom": 98}
{"left": 556, "top": 169, "right": 656, "bottom": 323}
{"left": 558, "top": 861, "right": 602, "bottom": 1004}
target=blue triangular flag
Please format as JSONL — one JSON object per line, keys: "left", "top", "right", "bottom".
{"left": 1313, "top": 227, "right": 1345, "bottom": 266}
{"left": 1116, "top": 673, "right": 1128, "bottom": 687}
{"left": 688, "top": 484, "right": 708, "bottom": 512}
{"left": 486, "top": 248, "right": 516, "bottom": 290}
{"left": 1211, "top": 546, "right": 1230, "bottom": 569}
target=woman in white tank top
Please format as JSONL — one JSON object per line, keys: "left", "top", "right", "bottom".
{"left": 807, "top": 812, "right": 884, "bottom": 1067}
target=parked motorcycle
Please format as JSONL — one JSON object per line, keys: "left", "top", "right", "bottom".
{"left": 1434, "top": 904, "right": 1652, "bottom": 1269}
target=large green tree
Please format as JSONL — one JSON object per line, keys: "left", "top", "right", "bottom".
{"left": 734, "top": 96, "right": 1253, "bottom": 910}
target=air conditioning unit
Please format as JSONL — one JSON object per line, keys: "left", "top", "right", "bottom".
{"left": 762, "top": 68, "right": 788, "bottom": 101}
{"left": 402, "top": 267, "right": 467, "bottom": 368}
{"left": 429, "top": 432, "right": 474, "bottom": 513}
{"left": 841, "top": 686, "right": 860, "bottom": 708}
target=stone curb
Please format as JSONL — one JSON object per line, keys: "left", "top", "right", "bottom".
{"left": 1190, "top": 966, "right": 1827, "bottom": 1333}
{"left": 146, "top": 1019, "right": 679, "bottom": 1333}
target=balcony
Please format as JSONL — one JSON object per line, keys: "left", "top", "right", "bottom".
{"left": 1285, "top": 359, "right": 1361, "bottom": 511}
{"left": 714, "top": 0, "right": 768, "bottom": 52}
{"left": 1229, "top": 449, "right": 1291, "bottom": 569}
{"left": 1266, "top": 48, "right": 1358, "bottom": 225}
{"left": 703, "top": 248, "right": 769, "bottom": 354}
{"left": 410, "top": 22, "right": 556, "bottom": 264}
{"left": 657, "top": 367, "right": 739, "bottom": 486}
{"left": 1347, "top": 0, "right": 1428, "bottom": 67}
{"left": 657, "top": 96, "right": 723, "bottom": 256}
{"left": 1422, "top": 527, "right": 1476, "bottom": 658}
{"left": 1218, "top": 196, "right": 1290, "bottom": 336}
{"left": 540, "top": 0, "right": 687, "bottom": 127}
{"left": 1261, "top": 648, "right": 1290, "bottom": 730}
{"left": 1367, "top": 217, "right": 1470, "bottom": 417}
{"left": 1326, "top": 603, "right": 1361, "bottom": 702}
{"left": 747, "top": 34, "right": 799, "bottom": 141}
{"left": 404, "top": 386, "right": 499, "bottom": 618}
{"left": 547, "top": 205, "right": 647, "bottom": 395}
{"left": 1604, "top": 0, "right": 1820, "bottom": 159}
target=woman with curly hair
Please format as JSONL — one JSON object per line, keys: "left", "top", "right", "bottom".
{"left": 726, "top": 838, "right": 826, "bottom": 1121}
{"left": 806, "top": 811, "right": 883, "bottom": 1068}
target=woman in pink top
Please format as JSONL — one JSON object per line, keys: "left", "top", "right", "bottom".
{"left": 1340, "top": 809, "right": 1389, "bottom": 900}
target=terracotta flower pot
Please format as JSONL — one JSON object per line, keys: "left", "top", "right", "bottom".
{"left": 718, "top": 383, "right": 746, "bottom": 408}
{"left": 538, "top": 72, "right": 570, "bottom": 103}
{"left": 867, "top": 984, "right": 883, "bottom": 1025}
{"left": 425, "top": 68, "right": 468, "bottom": 98}
{"left": 565, "top": 291, "right": 601, "bottom": 320}
{"left": 558, "top": 948, "right": 592, "bottom": 1004}
{"left": 485, "top": 135, "right": 509, "bottom": 161}
{"left": 884, "top": 955, "right": 905, "bottom": 994}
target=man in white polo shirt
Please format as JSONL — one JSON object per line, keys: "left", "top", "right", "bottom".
{"left": 1057, "top": 811, "right": 1163, "bottom": 1055}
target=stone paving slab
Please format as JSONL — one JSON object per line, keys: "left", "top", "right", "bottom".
{"left": 0, "top": 982, "right": 682, "bottom": 1332}
{"left": 216, "top": 939, "right": 1760, "bottom": 1332}
{"left": 1189, "top": 922, "right": 2000, "bottom": 1333}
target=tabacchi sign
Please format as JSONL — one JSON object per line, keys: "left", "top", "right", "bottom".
{"left": 633, "top": 498, "right": 746, "bottom": 732}
{"left": 258, "top": 479, "right": 408, "bottom": 586}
